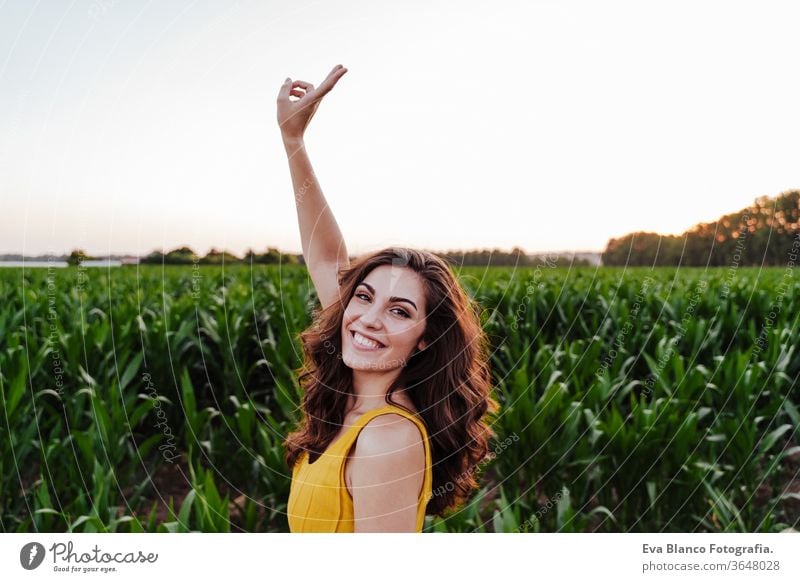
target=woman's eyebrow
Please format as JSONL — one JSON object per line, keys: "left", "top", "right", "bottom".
{"left": 360, "top": 282, "right": 417, "bottom": 310}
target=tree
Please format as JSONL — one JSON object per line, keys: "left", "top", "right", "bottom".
{"left": 200, "top": 248, "right": 241, "bottom": 264}
{"left": 67, "top": 249, "right": 89, "bottom": 267}
{"left": 602, "top": 189, "right": 800, "bottom": 266}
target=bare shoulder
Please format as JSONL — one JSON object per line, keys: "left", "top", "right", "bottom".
{"left": 348, "top": 414, "right": 427, "bottom": 531}
{"left": 349, "top": 413, "right": 426, "bottom": 506}
{"left": 350, "top": 413, "right": 426, "bottom": 487}
{"left": 355, "top": 413, "right": 425, "bottom": 457}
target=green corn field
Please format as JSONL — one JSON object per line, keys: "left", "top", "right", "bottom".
{"left": 1, "top": 264, "right": 798, "bottom": 532}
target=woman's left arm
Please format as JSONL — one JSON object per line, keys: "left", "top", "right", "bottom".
{"left": 350, "top": 416, "right": 426, "bottom": 532}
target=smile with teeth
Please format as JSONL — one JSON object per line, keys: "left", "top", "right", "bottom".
{"left": 351, "top": 330, "right": 387, "bottom": 350}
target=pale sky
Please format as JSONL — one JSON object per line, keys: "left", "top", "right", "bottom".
{"left": 1, "top": 0, "right": 798, "bottom": 257}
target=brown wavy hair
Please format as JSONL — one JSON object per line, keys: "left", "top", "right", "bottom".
{"left": 284, "top": 247, "right": 500, "bottom": 517}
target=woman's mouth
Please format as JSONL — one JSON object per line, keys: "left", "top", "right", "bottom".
{"left": 350, "top": 330, "right": 387, "bottom": 351}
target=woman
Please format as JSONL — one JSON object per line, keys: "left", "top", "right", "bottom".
{"left": 278, "top": 65, "right": 500, "bottom": 532}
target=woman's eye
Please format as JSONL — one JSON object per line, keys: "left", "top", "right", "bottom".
{"left": 356, "top": 293, "right": 409, "bottom": 318}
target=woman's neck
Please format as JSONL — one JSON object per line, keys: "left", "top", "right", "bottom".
{"left": 347, "top": 370, "right": 415, "bottom": 414}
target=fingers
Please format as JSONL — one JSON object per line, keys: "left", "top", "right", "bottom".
{"left": 327, "top": 64, "right": 346, "bottom": 78}
{"left": 278, "top": 65, "right": 347, "bottom": 102}
{"left": 316, "top": 64, "right": 348, "bottom": 96}
{"left": 289, "top": 80, "right": 314, "bottom": 101}
{"left": 277, "top": 77, "right": 292, "bottom": 100}
{"left": 292, "top": 80, "right": 314, "bottom": 91}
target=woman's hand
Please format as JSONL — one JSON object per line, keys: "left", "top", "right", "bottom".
{"left": 277, "top": 64, "right": 348, "bottom": 141}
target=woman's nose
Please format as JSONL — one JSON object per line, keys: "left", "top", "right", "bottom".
{"left": 359, "top": 305, "right": 383, "bottom": 328}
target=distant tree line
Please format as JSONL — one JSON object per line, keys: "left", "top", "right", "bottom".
{"left": 140, "top": 247, "right": 300, "bottom": 265}
{"left": 602, "top": 190, "right": 800, "bottom": 266}
{"left": 136, "top": 246, "right": 592, "bottom": 267}
{"left": 431, "top": 247, "right": 591, "bottom": 267}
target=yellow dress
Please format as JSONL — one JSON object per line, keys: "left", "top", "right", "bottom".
{"left": 287, "top": 403, "right": 433, "bottom": 532}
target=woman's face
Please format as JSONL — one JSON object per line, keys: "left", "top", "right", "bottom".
{"left": 341, "top": 264, "right": 427, "bottom": 372}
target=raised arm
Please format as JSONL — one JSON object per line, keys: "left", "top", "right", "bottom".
{"left": 277, "top": 64, "right": 350, "bottom": 310}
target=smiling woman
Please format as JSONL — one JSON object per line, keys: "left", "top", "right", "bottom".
{"left": 277, "top": 65, "right": 500, "bottom": 532}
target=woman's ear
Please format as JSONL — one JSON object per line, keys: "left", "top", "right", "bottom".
{"left": 417, "top": 339, "right": 427, "bottom": 352}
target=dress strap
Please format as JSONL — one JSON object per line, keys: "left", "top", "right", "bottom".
{"left": 351, "top": 403, "right": 424, "bottom": 430}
